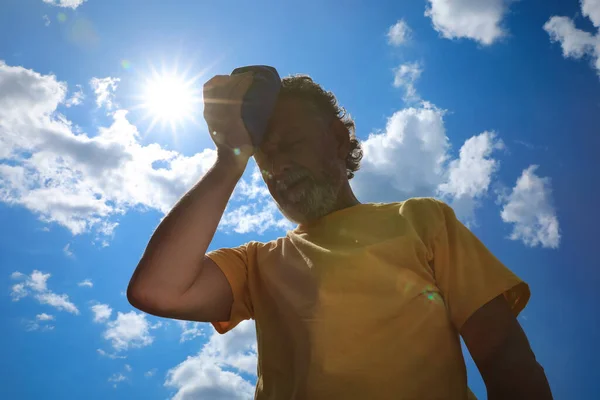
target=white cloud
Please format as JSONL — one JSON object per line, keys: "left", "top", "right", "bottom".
{"left": 63, "top": 243, "right": 74, "bottom": 258}
{"left": 42, "top": 0, "right": 87, "bottom": 10}
{"left": 90, "top": 77, "right": 120, "bottom": 110}
{"left": 29, "top": 270, "right": 50, "bottom": 292}
{"left": 166, "top": 320, "right": 257, "bottom": 400}
{"left": 393, "top": 62, "right": 423, "bottom": 102}
{"left": 36, "top": 313, "right": 55, "bottom": 321}
{"left": 103, "top": 311, "right": 154, "bottom": 351}
{"left": 43, "top": 15, "right": 51, "bottom": 27}
{"left": 145, "top": 368, "right": 157, "bottom": 378}
{"left": 91, "top": 304, "right": 112, "bottom": 323}
{"left": 78, "top": 279, "right": 93, "bottom": 288}
{"left": 582, "top": 0, "right": 600, "bottom": 28}
{"left": 26, "top": 313, "right": 56, "bottom": 331}
{"left": 36, "top": 292, "right": 79, "bottom": 314}
{"left": 108, "top": 373, "right": 126, "bottom": 383}
{"left": 26, "top": 320, "right": 55, "bottom": 332}
{"left": 124, "top": 364, "right": 132, "bottom": 372}
{"left": 387, "top": 19, "right": 412, "bottom": 46}
{"left": 0, "top": 62, "right": 219, "bottom": 240}
{"left": 11, "top": 271, "right": 25, "bottom": 280}
{"left": 220, "top": 165, "right": 293, "bottom": 235}
{"left": 500, "top": 165, "right": 560, "bottom": 249}
{"left": 352, "top": 100, "right": 504, "bottom": 222}
{"left": 425, "top": 0, "right": 513, "bottom": 45}
{"left": 11, "top": 283, "right": 28, "bottom": 301}
{"left": 65, "top": 84, "right": 84, "bottom": 107}
{"left": 351, "top": 103, "right": 450, "bottom": 202}
{"left": 176, "top": 321, "right": 205, "bottom": 343}
{"left": 108, "top": 372, "right": 127, "bottom": 388}
{"left": 544, "top": 1, "right": 600, "bottom": 77}
{"left": 97, "top": 349, "right": 127, "bottom": 359}
{"left": 438, "top": 131, "right": 504, "bottom": 221}
{"left": 10, "top": 270, "right": 79, "bottom": 314}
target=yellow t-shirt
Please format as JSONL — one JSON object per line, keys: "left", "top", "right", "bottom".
{"left": 207, "top": 198, "right": 529, "bottom": 400}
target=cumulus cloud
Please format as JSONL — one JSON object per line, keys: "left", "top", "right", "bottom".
{"left": 108, "top": 372, "right": 127, "bottom": 388}
{"left": 425, "top": 0, "right": 513, "bottom": 45}
{"left": 438, "top": 131, "right": 504, "bottom": 222}
{"left": 166, "top": 320, "right": 257, "bottom": 400}
{"left": 36, "top": 313, "right": 55, "bottom": 321}
{"left": 0, "top": 62, "right": 222, "bottom": 240}
{"left": 78, "top": 279, "right": 93, "bottom": 288}
{"left": 42, "top": 0, "right": 87, "bottom": 9}
{"left": 97, "top": 349, "right": 127, "bottom": 359}
{"left": 36, "top": 292, "right": 79, "bottom": 314}
{"left": 544, "top": 0, "right": 600, "bottom": 77}
{"left": 220, "top": 165, "right": 293, "bottom": 235}
{"left": 352, "top": 103, "right": 449, "bottom": 202}
{"left": 91, "top": 303, "right": 112, "bottom": 323}
{"left": 582, "top": 0, "right": 600, "bottom": 28}
{"left": 387, "top": 19, "right": 412, "bottom": 46}
{"left": 177, "top": 321, "right": 205, "bottom": 343}
{"left": 63, "top": 243, "right": 74, "bottom": 258}
{"left": 351, "top": 60, "right": 507, "bottom": 222}
{"left": 90, "top": 77, "right": 120, "bottom": 110}
{"left": 26, "top": 313, "right": 56, "bottom": 331}
{"left": 145, "top": 368, "right": 157, "bottom": 378}
{"left": 103, "top": 311, "right": 154, "bottom": 351}
{"left": 26, "top": 320, "right": 55, "bottom": 332}
{"left": 10, "top": 270, "right": 79, "bottom": 314}
{"left": 393, "top": 62, "right": 423, "bottom": 102}
{"left": 11, "top": 271, "right": 25, "bottom": 279}
{"left": 108, "top": 373, "right": 126, "bottom": 383}
{"left": 65, "top": 84, "right": 84, "bottom": 107}
{"left": 351, "top": 102, "right": 503, "bottom": 223}
{"left": 43, "top": 15, "right": 51, "bottom": 27}
{"left": 28, "top": 270, "right": 50, "bottom": 292}
{"left": 499, "top": 165, "right": 560, "bottom": 249}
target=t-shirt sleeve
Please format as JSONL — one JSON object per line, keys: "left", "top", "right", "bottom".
{"left": 205, "top": 242, "right": 255, "bottom": 334}
{"left": 431, "top": 200, "right": 530, "bottom": 331}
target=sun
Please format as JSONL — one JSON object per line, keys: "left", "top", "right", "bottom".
{"left": 138, "top": 68, "right": 202, "bottom": 133}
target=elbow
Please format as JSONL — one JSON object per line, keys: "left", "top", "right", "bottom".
{"left": 126, "top": 261, "right": 156, "bottom": 314}
{"left": 126, "top": 280, "right": 148, "bottom": 313}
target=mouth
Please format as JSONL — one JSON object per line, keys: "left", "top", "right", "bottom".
{"left": 276, "top": 175, "right": 309, "bottom": 194}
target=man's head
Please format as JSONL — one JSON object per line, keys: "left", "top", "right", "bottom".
{"left": 254, "top": 75, "right": 363, "bottom": 224}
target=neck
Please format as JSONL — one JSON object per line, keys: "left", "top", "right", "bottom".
{"left": 331, "top": 182, "right": 360, "bottom": 213}
{"left": 294, "top": 181, "right": 360, "bottom": 229}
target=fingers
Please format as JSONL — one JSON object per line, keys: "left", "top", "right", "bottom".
{"left": 203, "top": 72, "right": 253, "bottom": 102}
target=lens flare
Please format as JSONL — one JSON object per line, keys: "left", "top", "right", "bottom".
{"left": 134, "top": 65, "right": 204, "bottom": 135}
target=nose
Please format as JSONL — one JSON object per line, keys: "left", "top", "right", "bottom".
{"left": 270, "top": 155, "right": 293, "bottom": 180}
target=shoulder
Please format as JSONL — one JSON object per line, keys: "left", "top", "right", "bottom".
{"left": 391, "top": 197, "right": 451, "bottom": 240}
{"left": 395, "top": 197, "right": 448, "bottom": 222}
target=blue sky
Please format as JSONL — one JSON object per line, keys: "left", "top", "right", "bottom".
{"left": 1, "top": 0, "right": 599, "bottom": 398}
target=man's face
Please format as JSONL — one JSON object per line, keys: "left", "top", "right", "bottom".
{"left": 254, "top": 97, "right": 347, "bottom": 224}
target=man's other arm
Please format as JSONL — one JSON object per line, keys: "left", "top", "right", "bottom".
{"left": 461, "top": 294, "right": 553, "bottom": 400}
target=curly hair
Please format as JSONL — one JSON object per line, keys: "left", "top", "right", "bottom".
{"left": 279, "top": 75, "right": 363, "bottom": 180}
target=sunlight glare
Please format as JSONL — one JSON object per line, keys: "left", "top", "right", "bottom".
{"left": 139, "top": 69, "right": 202, "bottom": 133}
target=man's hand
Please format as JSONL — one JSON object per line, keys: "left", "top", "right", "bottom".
{"left": 203, "top": 72, "right": 255, "bottom": 164}
{"left": 461, "top": 295, "right": 553, "bottom": 399}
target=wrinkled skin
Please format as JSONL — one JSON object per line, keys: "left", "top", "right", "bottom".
{"left": 254, "top": 97, "right": 360, "bottom": 225}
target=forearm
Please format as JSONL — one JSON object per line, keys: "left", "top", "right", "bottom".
{"left": 128, "top": 152, "right": 247, "bottom": 301}
{"left": 483, "top": 355, "right": 553, "bottom": 399}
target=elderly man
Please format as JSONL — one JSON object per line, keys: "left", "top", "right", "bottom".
{"left": 128, "top": 70, "right": 552, "bottom": 399}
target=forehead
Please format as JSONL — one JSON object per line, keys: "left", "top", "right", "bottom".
{"left": 264, "top": 97, "right": 320, "bottom": 142}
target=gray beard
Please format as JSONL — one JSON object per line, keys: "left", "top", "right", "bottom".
{"left": 275, "top": 163, "right": 343, "bottom": 224}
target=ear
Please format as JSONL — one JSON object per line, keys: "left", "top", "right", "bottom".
{"left": 330, "top": 118, "right": 351, "bottom": 160}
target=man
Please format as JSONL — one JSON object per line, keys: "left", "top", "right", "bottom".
{"left": 128, "top": 71, "right": 553, "bottom": 399}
